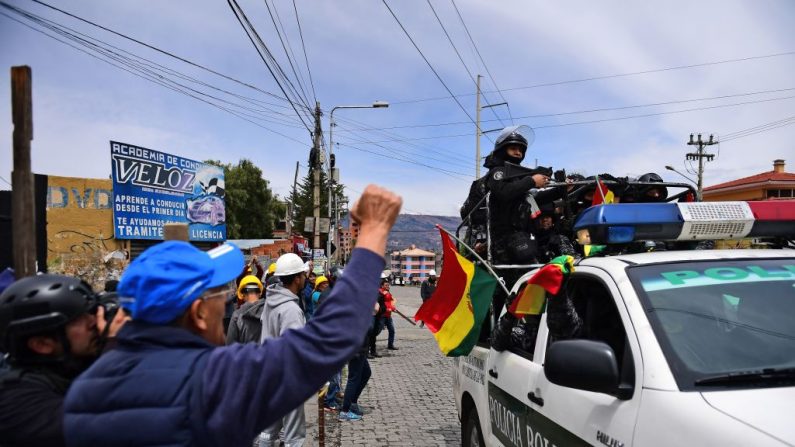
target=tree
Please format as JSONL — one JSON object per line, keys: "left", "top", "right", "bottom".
{"left": 288, "top": 166, "right": 346, "bottom": 248}
{"left": 205, "top": 159, "right": 285, "bottom": 239}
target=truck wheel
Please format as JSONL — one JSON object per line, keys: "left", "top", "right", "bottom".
{"left": 462, "top": 406, "right": 485, "bottom": 447}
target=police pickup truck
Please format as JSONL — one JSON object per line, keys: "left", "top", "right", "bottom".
{"left": 454, "top": 200, "right": 795, "bottom": 447}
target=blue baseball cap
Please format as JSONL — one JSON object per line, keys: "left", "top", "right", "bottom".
{"left": 118, "top": 241, "right": 244, "bottom": 324}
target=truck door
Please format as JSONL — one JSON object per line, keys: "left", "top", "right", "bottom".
{"left": 527, "top": 269, "right": 643, "bottom": 447}
{"left": 486, "top": 322, "right": 541, "bottom": 447}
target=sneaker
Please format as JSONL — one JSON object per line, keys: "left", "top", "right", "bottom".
{"left": 338, "top": 411, "right": 362, "bottom": 421}
{"left": 323, "top": 403, "right": 339, "bottom": 412}
{"left": 350, "top": 403, "right": 367, "bottom": 415}
{"left": 387, "top": 346, "right": 399, "bottom": 350}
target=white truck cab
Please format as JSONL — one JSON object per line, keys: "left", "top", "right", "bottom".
{"left": 454, "top": 200, "right": 795, "bottom": 447}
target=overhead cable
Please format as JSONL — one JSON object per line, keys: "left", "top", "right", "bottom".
{"left": 449, "top": 0, "right": 514, "bottom": 124}
{"left": 392, "top": 50, "right": 795, "bottom": 105}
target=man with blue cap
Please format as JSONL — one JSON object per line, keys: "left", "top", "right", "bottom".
{"left": 63, "top": 185, "right": 402, "bottom": 447}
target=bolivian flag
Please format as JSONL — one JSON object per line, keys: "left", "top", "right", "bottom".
{"left": 591, "top": 177, "right": 614, "bottom": 206}
{"left": 415, "top": 229, "right": 497, "bottom": 356}
{"left": 507, "top": 255, "right": 575, "bottom": 318}
{"left": 586, "top": 177, "right": 613, "bottom": 256}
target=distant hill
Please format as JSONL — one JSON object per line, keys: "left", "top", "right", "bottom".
{"left": 387, "top": 214, "right": 461, "bottom": 253}
{"left": 341, "top": 213, "right": 461, "bottom": 253}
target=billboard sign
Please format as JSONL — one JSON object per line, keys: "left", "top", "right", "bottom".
{"left": 111, "top": 141, "right": 226, "bottom": 241}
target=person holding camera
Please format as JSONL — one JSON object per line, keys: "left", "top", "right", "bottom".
{"left": 0, "top": 274, "right": 129, "bottom": 447}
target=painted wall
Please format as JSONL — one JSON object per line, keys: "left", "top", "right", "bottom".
{"left": 45, "top": 176, "right": 128, "bottom": 289}
{"left": 46, "top": 175, "right": 120, "bottom": 259}
{"left": 702, "top": 188, "right": 766, "bottom": 202}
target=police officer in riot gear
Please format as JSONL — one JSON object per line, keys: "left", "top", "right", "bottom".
{"left": 0, "top": 275, "right": 126, "bottom": 447}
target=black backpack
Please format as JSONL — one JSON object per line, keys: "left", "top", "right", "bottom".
{"left": 460, "top": 175, "right": 489, "bottom": 226}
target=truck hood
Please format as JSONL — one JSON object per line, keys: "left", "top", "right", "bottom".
{"left": 702, "top": 387, "right": 795, "bottom": 445}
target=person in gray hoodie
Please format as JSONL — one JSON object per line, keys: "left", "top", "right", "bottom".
{"left": 258, "top": 253, "right": 309, "bottom": 447}
{"left": 225, "top": 275, "right": 265, "bottom": 345}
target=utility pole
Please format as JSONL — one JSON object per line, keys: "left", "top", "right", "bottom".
{"left": 312, "top": 101, "right": 322, "bottom": 251}
{"left": 11, "top": 66, "right": 36, "bottom": 278}
{"left": 287, "top": 161, "right": 299, "bottom": 236}
{"left": 686, "top": 133, "right": 717, "bottom": 200}
{"left": 475, "top": 74, "right": 482, "bottom": 179}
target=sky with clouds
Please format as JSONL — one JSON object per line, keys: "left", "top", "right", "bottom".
{"left": 1, "top": 0, "right": 793, "bottom": 215}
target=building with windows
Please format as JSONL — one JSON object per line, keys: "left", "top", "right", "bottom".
{"left": 389, "top": 245, "right": 437, "bottom": 284}
{"left": 703, "top": 159, "right": 795, "bottom": 201}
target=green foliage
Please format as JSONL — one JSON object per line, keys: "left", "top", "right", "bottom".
{"left": 204, "top": 159, "right": 285, "bottom": 239}
{"left": 288, "top": 166, "right": 346, "bottom": 244}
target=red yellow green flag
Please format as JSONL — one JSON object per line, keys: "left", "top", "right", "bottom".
{"left": 507, "top": 255, "right": 575, "bottom": 318}
{"left": 415, "top": 229, "right": 497, "bottom": 357}
{"left": 586, "top": 177, "right": 613, "bottom": 256}
{"left": 591, "top": 177, "right": 615, "bottom": 206}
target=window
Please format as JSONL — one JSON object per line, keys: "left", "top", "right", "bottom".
{"left": 767, "top": 189, "right": 795, "bottom": 198}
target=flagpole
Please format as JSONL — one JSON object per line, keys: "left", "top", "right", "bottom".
{"left": 595, "top": 174, "right": 607, "bottom": 203}
{"left": 436, "top": 225, "right": 511, "bottom": 296}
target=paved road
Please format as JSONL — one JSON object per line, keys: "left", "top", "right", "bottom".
{"left": 304, "top": 285, "right": 461, "bottom": 446}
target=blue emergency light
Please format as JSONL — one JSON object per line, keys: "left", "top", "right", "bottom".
{"left": 573, "top": 200, "right": 795, "bottom": 245}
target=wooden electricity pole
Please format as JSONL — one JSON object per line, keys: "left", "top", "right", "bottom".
{"left": 11, "top": 66, "right": 36, "bottom": 277}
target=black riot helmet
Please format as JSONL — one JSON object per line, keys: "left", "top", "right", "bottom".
{"left": 486, "top": 125, "right": 535, "bottom": 166}
{"left": 636, "top": 172, "right": 668, "bottom": 202}
{"left": 0, "top": 274, "right": 96, "bottom": 362}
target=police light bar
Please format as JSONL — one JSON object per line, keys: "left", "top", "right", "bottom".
{"left": 573, "top": 200, "right": 795, "bottom": 245}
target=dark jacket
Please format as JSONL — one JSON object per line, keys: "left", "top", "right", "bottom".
{"left": 491, "top": 282, "right": 582, "bottom": 354}
{"left": 63, "top": 248, "right": 385, "bottom": 447}
{"left": 420, "top": 280, "right": 436, "bottom": 301}
{"left": 225, "top": 299, "right": 265, "bottom": 345}
{"left": 0, "top": 367, "right": 71, "bottom": 447}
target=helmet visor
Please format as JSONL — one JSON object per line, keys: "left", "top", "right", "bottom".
{"left": 494, "top": 125, "right": 535, "bottom": 150}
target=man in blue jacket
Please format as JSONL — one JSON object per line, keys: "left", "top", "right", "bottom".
{"left": 63, "top": 185, "right": 402, "bottom": 447}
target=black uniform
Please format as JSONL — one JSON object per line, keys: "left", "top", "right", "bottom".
{"left": 491, "top": 282, "right": 582, "bottom": 354}
{"left": 0, "top": 367, "right": 71, "bottom": 447}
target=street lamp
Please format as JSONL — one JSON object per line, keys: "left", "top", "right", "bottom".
{"left": 665, "top": 165, "right": 701, "bottom": 200}
{"left": 327, "top": 101, "right": 389, "bottom": 263}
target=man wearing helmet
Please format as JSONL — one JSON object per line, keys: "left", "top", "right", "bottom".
{"left": 258, "top": 252, "right": 310, "bottom": 447}
{"left": 0, "top": 274, "right": 127, "bottom": 447}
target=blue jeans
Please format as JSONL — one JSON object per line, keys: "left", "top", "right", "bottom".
{"left": 383, "top": 317, "right": 396, "bottom": 347}
{"left": 342, "top": 353, "right": 371, "bottom": 412}
{"left": 324, "top": 370, "right": 341, "bottom": 407}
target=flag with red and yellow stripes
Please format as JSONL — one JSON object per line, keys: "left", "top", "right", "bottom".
{"left": 415, "top": 229, "right": 496, "bottom": 356}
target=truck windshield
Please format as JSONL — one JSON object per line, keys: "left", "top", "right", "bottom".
{"left": 627, "top": 259, "right": 795, "bottom": 390}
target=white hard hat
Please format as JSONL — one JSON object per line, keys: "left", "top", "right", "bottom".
{"left": 380, "top": 271, "right": 390, "bottom": 279}
{"left": 429, "top": 270, "right": 437, "bottom": 276}
{"left": 274, "top": 253, "right": 309, "bottom": 276}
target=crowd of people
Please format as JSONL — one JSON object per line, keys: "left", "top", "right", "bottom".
{"left": 0, "top": 184, "right": 402, "bottom": 447}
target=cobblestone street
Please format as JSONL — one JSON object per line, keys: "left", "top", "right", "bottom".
{"left": 305, "top": 285, "right": 461, "bottom": 446}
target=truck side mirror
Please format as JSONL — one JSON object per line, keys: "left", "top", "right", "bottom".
{"left": 544, "top": 340, "right": 623, "bottom": 397}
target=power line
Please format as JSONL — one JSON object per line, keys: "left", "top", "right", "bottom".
{"left": 333, "top": 114, "right": 474, "bottom": 165}
{"left": 0, "top": 9, "right": 309, "bottom": 143}
{"left": 426, "top": 0, "right": 505, "bottom": 128}
{"left": 345, "top": 93, "right": 795, "bottom": 143}
{"left": 227, "top": 0, "right": 313, "bottom": 132}
{"left": 263, "top": 0, "right": 313, "bottom": 107}
{"left": 382, "top": 0, "right": 489, "bottom": 139}
{"left": 292, "top": 0, "right": 317, "bottom": 102}
{"left": 0, "top": 175, "right": 12, "bottom": 187}
{"left": 26, "top": 0, "right": 299, "bottom": 106}
{"left": 449, "top": 0, "right": 513, "bottom": 124}
{"left": 721, "top": 116, "right": 795, "bottom": 142}
{"left": 336, "top": 142, "right": 471, "bottom": 181}
{"left": 334, "top": 86, "right": 795, "bottom": 132}
{"left": 0, "top": 6, "right": 308, "bottom": 130}
{"left": 392, "top": 50, "right": 795, "bottom": 105}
